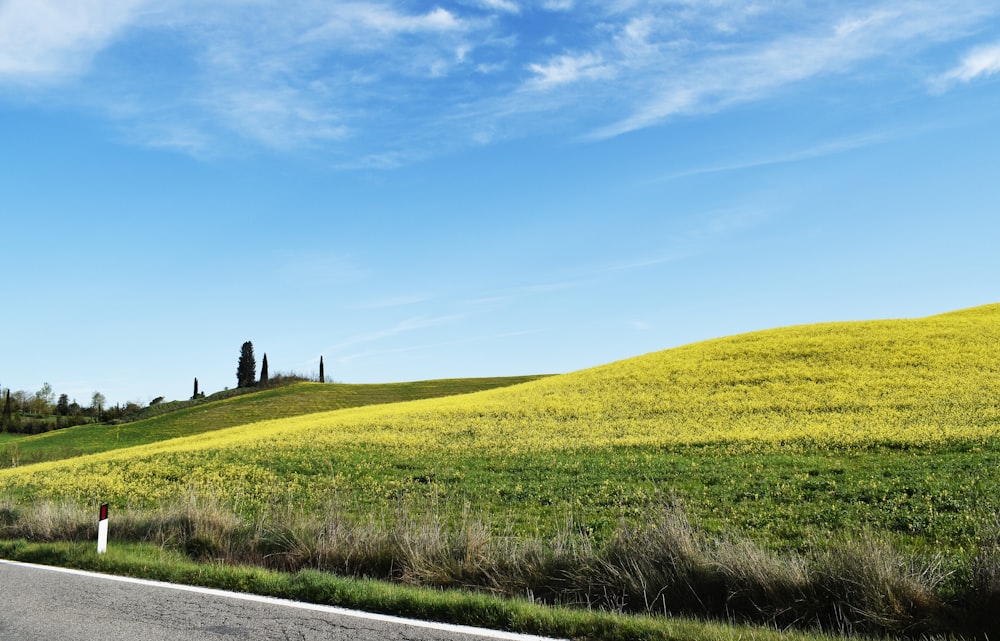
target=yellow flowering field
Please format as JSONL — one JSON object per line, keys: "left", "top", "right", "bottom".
{"left": 2, "top": 304, "right": 999, "bottom": 548}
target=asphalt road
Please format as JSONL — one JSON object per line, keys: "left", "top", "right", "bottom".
{"left": 0, "top": 561, "right": 561, "bottom": 641}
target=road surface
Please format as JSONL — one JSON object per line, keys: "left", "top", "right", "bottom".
{"left": 0, "top": 560, "right": 562, "bottom": 641}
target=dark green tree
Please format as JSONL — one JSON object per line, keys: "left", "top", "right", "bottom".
{"left": 192, "top": 377, "right": 199, "bottom": 400}
{"left": 1, "top": 390, "right": 11, "bottom": 433}
{"left": 260, "top": 353, "right": 269, "bottom": 385}
{"left": 56, "top": 393, "right": 70, "bottom": 416}
{"left": 237, "top": 341, "right": 256, "bottom": 388}
{"left": 319, "top": 355, "right": 325, "bottom": 383}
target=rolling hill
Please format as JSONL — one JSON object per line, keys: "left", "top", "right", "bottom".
{"left": 0, "top": 375, "right": 547, "bottom": 468}
{"left": 2, "top": 303, "right": 999, "bottom": 550}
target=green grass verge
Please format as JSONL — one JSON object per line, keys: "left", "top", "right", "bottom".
{"left": 0, "top": 539, "right": 847, "bottom": 641}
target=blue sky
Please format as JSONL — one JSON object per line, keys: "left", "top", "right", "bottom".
{"left": 2, "top": 0, "right": 999, "bottom": 406}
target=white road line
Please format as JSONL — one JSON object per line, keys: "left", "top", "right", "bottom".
{"left": 0, "top": 560, "right": 563, "bottom": 641}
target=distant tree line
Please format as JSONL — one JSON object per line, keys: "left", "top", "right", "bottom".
{"left": 2, "top": 343, "right": 328, "bottom": 435}
{"left": 0, "top": 383, "right": 111, "bottom": 434}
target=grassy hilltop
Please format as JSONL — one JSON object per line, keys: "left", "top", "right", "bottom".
{"left": 3, "top": 303, "right": 1000, "bottom": 638}
{"left": 0, "top": 375, "right": 546, "bottom": 468}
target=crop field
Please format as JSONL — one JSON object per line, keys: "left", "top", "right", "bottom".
{"left": 3, "top": 305, "right": 999, "bottom": 550}
{"left": 0, "top": 375, "right": 546, "bottom": 469}
{"left": 2, "top": 304, "right": 1000, "bottom": 637}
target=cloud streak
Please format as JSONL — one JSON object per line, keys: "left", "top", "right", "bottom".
{"left": 1, "top": 0, "right": 997, "bottom": 161}
{"left": 0, "top": 0, "right": 142, "bottom": 80}
{"left": 526, "top": 52, "right": 613, "bottom": 88}
{"left": 328, "top": 314, "right": 468, "bottom": 354}
{"left": 934, "top": 40, "right": 1000, "bottom": 91}
{"left": 301, "top": 4, "right": 466, "bottom": 43}
{"left": 664, "top": 130, "right": 904, "bottom": 179}
{"left": 336, "top": 328, "right": 541, "bottom": 365}
{"left": 590, "top": 4, "right": 995, "bottom": 139}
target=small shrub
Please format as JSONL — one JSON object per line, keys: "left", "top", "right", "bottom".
{"left": 964, "top": 514, "right": 1000, "bottom": 638}
{"left": 0, "top": 501, "right": 92, "bottom": 542}
{"left": 810, "top": 534, "right": 949, "bottom": 635}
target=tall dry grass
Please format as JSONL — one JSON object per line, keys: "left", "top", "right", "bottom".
{"left": 2, "top": 495, "right": 996, "bottom": 638}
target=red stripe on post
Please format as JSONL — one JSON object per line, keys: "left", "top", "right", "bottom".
{"left": 99, "top": 504, "right": 108, "bottom": 521}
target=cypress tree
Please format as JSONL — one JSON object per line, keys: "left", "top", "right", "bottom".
{"left": 193, "top": 377, "right": 199, "bottom": 400}
{"left": 260, "top": 354, "right": 269, "bottom": 385}
{"left": 319, "top": 356, "right": 325, "bottom": 383}
{"left": 237, "top": 341, "right": 256, "bottom": 388}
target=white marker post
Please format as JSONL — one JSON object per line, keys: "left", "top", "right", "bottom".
{"left": 97, "top": 504, "right": 109, "bottom": 554}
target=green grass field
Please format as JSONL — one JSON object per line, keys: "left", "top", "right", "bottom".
{"left": 3, "top": 304, "right": 1000, "bottom": 638}
{"left": 0, "top": 433, "right": 25, "bottom": 446}
{"left": 4, "top": 305, "right": 998, "bottom": 548}
{"left": 0, "top": 375, "right": 546, "bottom": 469}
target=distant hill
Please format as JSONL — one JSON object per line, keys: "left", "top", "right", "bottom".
{"left": 0, "top": 375, "right": 547, "bottom": 468}
{"left": 3, "top": 303, "right": 999, "bottom": 526}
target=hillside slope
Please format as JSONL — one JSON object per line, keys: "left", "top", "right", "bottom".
{"left": 2, "top": 304, "right": 998, "bottom": 535}
{"left": 0, "top": 376, "right": 547, "bottom": 468}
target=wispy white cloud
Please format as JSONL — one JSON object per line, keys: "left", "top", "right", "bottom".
{"left": 569, "top": 207, "right": 771, "bottom": 278}
{"left": 129, "top": 3, "right": 484, "bottom": 153}
{"left": 301, "top": 4, "right": 466, "bottom": 44}
{"left": 335, "top": 344, "right": 423, "bottom": 365}
{"left": 123, "top": 121, "right": 215, "bottom": 158}
{"left": 466, "top": 276, "right": 604, "bottom": 309}
{"left": 329, "top": 314, "right": 467, "bottom": 353}
{"left": 590, "top": 4, "right": 992, "bottom": 139}
{"left": 452, "top": 202, "right": 772, "bottom": 310}
{"left": 933, "top": 40, "right": 1000, "bottom": 91}
{"left": 1, "top": 0, "right": 997, "bottom": 161}
{"left": 596, "top": 252, "right": 694, "bottom": 274}
{"left": 526, "top": 52, "right": 613, "bottom": 89}
{"left": 467, "top": 0, "right": 521, "bottom": 14}
{"left": 207, "top": 86, "right": 349, "bottom": 150}
{"left": 664, "top": 130, "right": 902, "bottom": 179}
{"left": 0, "top": 0, "right": 143, "bottom": 80}
{"left": 337, "top": 328, "right": 542, "bottom": 365}
{"left": 540, "top": 0, "right": 574, "bottom": 10}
